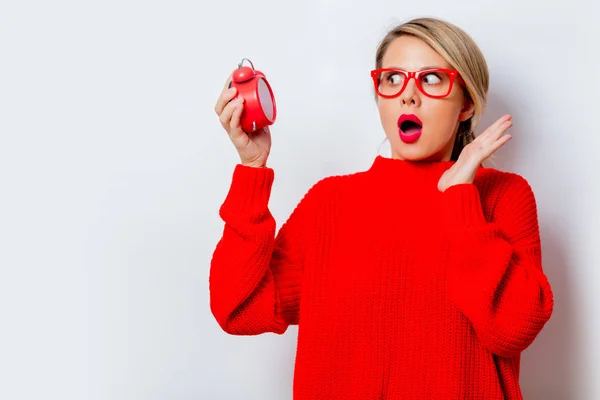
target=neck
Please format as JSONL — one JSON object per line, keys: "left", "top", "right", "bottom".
{"left": 390, "top": 145, "right": 453, "bottom": 163}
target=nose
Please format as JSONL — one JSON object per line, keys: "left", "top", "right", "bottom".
{"left": 399, "top": 78, "right": 419, "bottom": 106}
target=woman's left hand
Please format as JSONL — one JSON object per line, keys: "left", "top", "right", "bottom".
{"left": 437, "top": 114, "right": 513, "bottom": 192}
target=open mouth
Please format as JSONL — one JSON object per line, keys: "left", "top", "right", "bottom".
{"left": 400, "top": 120, "right": 423, "bottom": 135}
{"left": 397, "top": 114, "right": 423, "bottom": 143}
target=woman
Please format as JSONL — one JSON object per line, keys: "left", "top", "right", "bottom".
{"left": 209, "top": 17, "right": 554, "bottom": 400}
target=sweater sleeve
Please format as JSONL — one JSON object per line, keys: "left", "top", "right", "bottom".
{"left": 441, "top": 174, "right": 554, "bottom": 358}
{"left": 209, "top": 164, "right": 321, "bottom": 336}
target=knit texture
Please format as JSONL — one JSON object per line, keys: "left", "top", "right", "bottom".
{"left": 209, "top": 155, "right": 554, "bottom": 400}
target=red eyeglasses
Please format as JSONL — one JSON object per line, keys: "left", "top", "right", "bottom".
{"left": 370, "top": 68, "right": 464, "bottom": 99}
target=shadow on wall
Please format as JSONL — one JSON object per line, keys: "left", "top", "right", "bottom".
{"left": 483, "top": 91, "right": 578, "bottom": 399}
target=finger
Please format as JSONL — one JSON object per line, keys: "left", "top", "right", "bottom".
{"left": 214, "top": 75, "right": 237, "bottom": 115}
{"left": 229, "top": 101, "right": 248, "bottom": 142}
{"left": 480, "top": 115, "right": 510, "bottom": 140}
{"left": 481, "top": 119, "right": 512, "bottom": 145}
{"left": 487, "top": 133, "right": 512, "bottom": 156}
{"left": 218, "top": 97, "right": 243, "bottom": 127}
{"left": 214, "top": 87, "right": 238, "bottom": 116}
{"left": 492, "top": 120, "right": 513, "bottom": 141}
{"left": 479, "top": 114, "right": 512, "bottom": 140}
{"left": 493, "top": 114, "right": 512, "bottom": 129}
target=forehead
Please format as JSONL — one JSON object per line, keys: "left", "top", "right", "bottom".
{"left": 381, "top": 35, "right": 451, "bottom": 70}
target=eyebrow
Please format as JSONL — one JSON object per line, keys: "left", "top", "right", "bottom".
{"left": 383, "top": 65, "right": 443, "bottom": 70}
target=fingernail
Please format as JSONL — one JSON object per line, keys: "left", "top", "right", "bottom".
{"left": 229, "top": 87, "right": 236, "bottom": 93}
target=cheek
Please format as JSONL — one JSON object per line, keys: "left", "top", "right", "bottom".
{"left": 422, "top": 100, "right": 462, "bottom": 132}
{"left": 378, "top": 101, "right": 399, "bottom": 126}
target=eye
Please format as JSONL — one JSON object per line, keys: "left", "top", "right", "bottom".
{"left": 385, "top": 72, "right": 403, "bottom": 85}
{"left": 421, "top": 73, "right": 442, "bottom": 85}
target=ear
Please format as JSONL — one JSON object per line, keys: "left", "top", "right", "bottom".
{"left": 458, "top": 98, "right": 475, "bottom": 122}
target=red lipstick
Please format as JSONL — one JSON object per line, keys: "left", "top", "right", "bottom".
{"left": 397, "top": 114, "right": 423, "bottom": 143}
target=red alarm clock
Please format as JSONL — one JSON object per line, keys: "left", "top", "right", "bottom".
{"left": 229, "top": 58, "right": 277, "bottom": 134}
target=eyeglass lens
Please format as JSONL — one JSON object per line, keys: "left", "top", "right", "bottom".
{"left": 377, "top": 70, "right": 452, "bottom": 97}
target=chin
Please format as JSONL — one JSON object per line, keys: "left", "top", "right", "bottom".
{"left": 390, "top": 133, "right": 455, "bottom": 161}
{"left": 391, "top": 142, "right": 434, "bottom": 161}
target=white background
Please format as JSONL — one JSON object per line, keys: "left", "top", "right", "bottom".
{"left": 1, "top": 0, "right": 599, "bottom": 399}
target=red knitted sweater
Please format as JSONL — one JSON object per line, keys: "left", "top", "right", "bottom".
{"left": 209, "top": 155, "right": 554, "bottom": 400}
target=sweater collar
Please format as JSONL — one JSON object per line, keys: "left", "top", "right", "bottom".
{"left": 367, "top": 155, "right": 460, "bottom": 184}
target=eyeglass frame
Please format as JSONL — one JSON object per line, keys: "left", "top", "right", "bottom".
{"left": 370, "top": 67, "right": 465, "bottom": 99}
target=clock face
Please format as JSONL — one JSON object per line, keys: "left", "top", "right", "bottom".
{"left": 257, "top": 78, "right": 274, "bottom": 121}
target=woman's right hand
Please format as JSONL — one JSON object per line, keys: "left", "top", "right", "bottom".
{"left": 214, "top": 74, "right": 272, "bottom": 168}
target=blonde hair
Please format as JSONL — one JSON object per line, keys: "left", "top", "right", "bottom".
{"left": 374, "top": 17, "right": 490, "bottom": 164}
